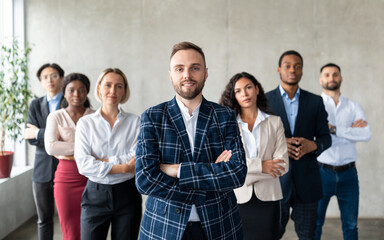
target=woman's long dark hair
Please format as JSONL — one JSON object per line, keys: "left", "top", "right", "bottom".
{"left": 61, "top": 73, "right": 91, "bottom": 108}
{"left": 219, "top": 72, "right": 269, "bottom": 115}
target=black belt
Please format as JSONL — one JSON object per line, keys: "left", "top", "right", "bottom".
{"left": 319, "top": 162, "right": 355, "bottom": 172}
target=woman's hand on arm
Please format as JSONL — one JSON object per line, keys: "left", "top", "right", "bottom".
{"left": 261, "top": 159, "right": 286, "bottom": 178}
{"left": 108, "top": 156, "right": 136, "bottom": 174}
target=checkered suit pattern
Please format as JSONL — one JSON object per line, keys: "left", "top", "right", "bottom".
{"left": 136, "top": 97, "right": 247, "bottom": 240}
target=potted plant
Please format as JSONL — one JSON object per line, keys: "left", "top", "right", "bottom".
{"left": 0, "top": 38, "right": 33, "bottom": 178}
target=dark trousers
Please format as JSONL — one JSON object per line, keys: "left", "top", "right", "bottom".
{"left": 32, "top": 181, "right": 55, "bottom": 240}
{"left": 238, "top": 193, "right": 280, "bottom": 240}
{"left": 181, "top": 222, "right": 207, "bottom": 240}
{"left": 279, "top": 196, "right": 318, "bottom": 240}
{"left": 80, "top": 179, "right": 142, "bottom": 240}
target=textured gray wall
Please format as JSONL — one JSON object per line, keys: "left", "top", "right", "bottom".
{"left": 25, "top": 0, "right": 384, "bottom": 217}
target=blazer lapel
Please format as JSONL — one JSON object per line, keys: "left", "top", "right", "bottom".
{"left": 271, "top": 88, "right": 291, "bottom": 137}
{"left": 257, "top": 118, "right": 269, "bottom": 158}
{"left": 167, "top": 97, "right": 193, "bottom": 162}
{"left": 294, "top": 90, "right": 306, "bottom": 136}
{"left": 58, "top": 96, "right": 64, "bottom": 110}
{"left": 193, "top": 98, "right": 212, "bottom": 162}
{"left": 41, "top": 96, "right": 50, "bottom": 120}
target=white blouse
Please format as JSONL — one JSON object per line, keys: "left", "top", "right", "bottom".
{"left": 237, "top": 109, "right": 269, "bottom": 159}
{"left": 45, "top": 108, "right": 95, "bottom": 157}
{"left": 74, "top": 107, "right": 140, "bottom": 185}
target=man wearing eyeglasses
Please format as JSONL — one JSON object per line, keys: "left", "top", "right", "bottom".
{"left": 25, "top": 63, "right": 64, "bottom": 240}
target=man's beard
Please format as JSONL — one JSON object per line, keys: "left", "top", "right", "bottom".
{"left": 324, "top": 82, "right": 341, "bottom": 91}
{"left": 173, "top": 79, "right": 205, "bottom": 100}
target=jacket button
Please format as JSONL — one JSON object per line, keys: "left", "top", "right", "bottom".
{"left": 176, "top": 209, "right": 181, "bottom": 214}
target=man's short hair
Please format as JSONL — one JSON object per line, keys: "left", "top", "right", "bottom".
{"left": 278, "top": 50, "right": 303, "bottom": 67}
{"left": 36, "top": 63, "right": 65, "bottom": 80}
{"left": 170, "top": 41, "right": 206, "bottom": 67}
{"left": 320, "top": 63, "right": 341, "bottom": 73}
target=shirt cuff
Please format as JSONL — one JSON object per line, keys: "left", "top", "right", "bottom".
{"left": 35, "top": 129, "right": 40, "bottom": 140}
{"left": 177, "top": 163, "right": 181, "bottom": 178}
{"left": 109, "top": 156, "right": 120, "bottom": 164}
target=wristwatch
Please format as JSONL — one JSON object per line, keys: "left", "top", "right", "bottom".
{"left": 329, "top": 125, "right": 336, "bottom": 135}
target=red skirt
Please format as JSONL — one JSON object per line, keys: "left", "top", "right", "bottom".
{"left": 54, "top": 159, "right": 87, "bottom": 240}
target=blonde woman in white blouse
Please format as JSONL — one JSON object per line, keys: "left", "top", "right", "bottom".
{"left": 45, "top": 73, "right": 94, "bottom": 240}
{"left": 220, "top": 72, "right": 289, "bottom": 240}
{"left": 74, "top": 68, "right": 142, "bottom": 240}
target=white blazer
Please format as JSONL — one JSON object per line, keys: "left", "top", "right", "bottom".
{"left": 234, "top": 115, "right": 289, "bottom": 203}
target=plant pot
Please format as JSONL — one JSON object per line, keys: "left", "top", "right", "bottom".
{"left": 0, "top": 151, "right": 13, "bottom": 178}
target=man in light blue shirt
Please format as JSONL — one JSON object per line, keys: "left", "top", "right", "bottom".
{"left": 25, "top": 63, "right": 64, "bottom": 240}
{"left": 266, "top": 50, "right": 331, "bottom": 240}
{"left": 279, "top": 85, "right": 300, "bottom": 135}
{"left": 315, "top": 63, "right": 371, "bottom": 240}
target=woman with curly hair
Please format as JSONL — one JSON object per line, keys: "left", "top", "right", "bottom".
{"left": 220, "top": 72, "right": 289, "bottom": 240}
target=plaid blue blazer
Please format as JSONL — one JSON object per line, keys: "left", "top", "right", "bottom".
{"left": 136, "top": 97, "right": 247, "bottom": 240}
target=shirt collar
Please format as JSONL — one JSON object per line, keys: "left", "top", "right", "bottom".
{"left": 279, "top": 84, "right": 300, "bottom": 99}
{"left": 321, "top": 92, "right": 344, "bottom": 103}
{"left": 95, "top": 106, "right": 125, "bottom": 119}
{"left": 176, "top": 97, "right": 201, "bottom": 118}
{"left": 237, "top": 108, "right": 270, "bottom": 125}
{"left": 47, "top": 92, "right": 63, "bottom": 102}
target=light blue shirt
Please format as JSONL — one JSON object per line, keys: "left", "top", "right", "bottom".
{"left": 47, "top": 92, "right": 63, "bottom": 113}
{"left": 279, "top": 85, "right": 300, "bottom": 135}
{"left": 35, "top": 92, "right": 63, "bottom": 140}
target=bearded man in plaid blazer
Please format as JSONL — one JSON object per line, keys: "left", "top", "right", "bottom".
{"left": 135, "top": 42, "right": 247, "bottom": 240}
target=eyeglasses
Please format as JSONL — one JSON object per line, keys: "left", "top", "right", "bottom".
{"left": 40, "top": 73, "right": 60, "bottom": 81}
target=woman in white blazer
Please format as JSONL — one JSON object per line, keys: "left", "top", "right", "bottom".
{"left": 220, "top": 72, "right": 289, "bottom": 240}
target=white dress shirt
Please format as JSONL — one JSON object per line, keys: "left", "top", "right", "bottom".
{"left": 74, "top": 107, "right": 140, "bottom": 184}
{"left": 237, "top": 109, "right": 269, "bottom": 159}
{"left": 176, "top": 98, "right": 201, "bottom": 222}
{"left": 318, "top": 93, "right": 372, "bottom": 166}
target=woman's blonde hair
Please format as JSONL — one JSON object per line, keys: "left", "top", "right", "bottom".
{"left": 94, "top": 68, "right": 130, "bottom": 104}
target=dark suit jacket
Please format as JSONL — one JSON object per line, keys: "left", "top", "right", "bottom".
{"left": 135, "top": 97, "right": 247, "bottom": 240}
{"left": 27, "top": 96, "right": 62, "bottom": 183}
{"left": 266, "top": 87, "right": 331, "bottom": 203}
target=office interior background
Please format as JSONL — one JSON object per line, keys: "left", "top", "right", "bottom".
{"left": 1, "top": 0, "right": 383, "bottom": 238}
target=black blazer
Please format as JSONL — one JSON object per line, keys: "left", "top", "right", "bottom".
{"left": 266, "top": 87, "right": 331, "bottom": 203}
{"left": 27, "top": 96, "right": 62, "bottom": 183}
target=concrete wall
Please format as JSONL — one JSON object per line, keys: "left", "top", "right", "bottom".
{"left": 25, "top": 0, "right": 384, "bottom": 217}
{"left": 0, "top": 168, "right": 35, "bottom": 238}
